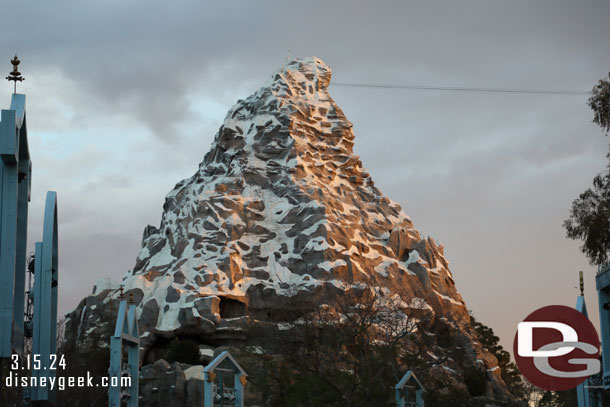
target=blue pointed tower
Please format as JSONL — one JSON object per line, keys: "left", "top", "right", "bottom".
{"left": 578, "top": 271, "right": 602, "bottom": 407}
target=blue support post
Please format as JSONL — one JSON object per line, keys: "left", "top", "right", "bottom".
{"left": 29, "top": 191, "right": 58, "bottom": 404}
{"left": 576, "top": 270, "right": 602, "bottom": 407}
{"left": 596, "top": 265, "right": 610, "bottom": 390}
{"left": 13, "top": 95, "right": 29, "bottom": 358}
{"left": 576, "top": 293, "right": 592, "bottom": 407}
{"left": 204, "top": 370, "right": 214, "bottom": 407}
{"left": 108, "top": 295, "right": 140, "bottom": 407}
{"left": 126, "top": 302, "right": 139, "bottom": 404}
{"left": 0, "top": 93, "right": 30, "bottom": 358}
{"left": 108, "top": 335, "right": 122, "bottom": 406}
{"left": 0, "top": 85, "right": 59, "bottom": 407}
{"left": 14, "top": 150, "right": 30, "bottom": 351}
{"left": 234, "top": 372, "right": 245, "bottom": 406}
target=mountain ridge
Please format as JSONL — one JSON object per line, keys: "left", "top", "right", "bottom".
{"left": 64, "top": 56, "right": 513, "bottom": 403}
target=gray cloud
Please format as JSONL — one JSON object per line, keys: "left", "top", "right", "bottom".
{"left": 1, "top": 0, "right": 609, "bottom": 353}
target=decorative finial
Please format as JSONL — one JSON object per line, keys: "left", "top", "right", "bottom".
{"left": 579, "top": 270, "right": 584, "bottom": 296}
{"left": 119, "top": 284, "right": 125, "bottom": 300}
{"left": 6, "top": 55, "right": 24, "bottom": 93}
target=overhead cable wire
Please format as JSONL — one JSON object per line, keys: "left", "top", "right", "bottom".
{"left": 331, "top": 82, "right": 590, "bottom": 95}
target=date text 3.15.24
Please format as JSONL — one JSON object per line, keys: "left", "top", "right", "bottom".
{"left": 10, "top": 354, "right": 66, "bottom": 371}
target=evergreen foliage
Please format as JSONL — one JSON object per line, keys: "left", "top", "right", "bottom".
{"left": 470, "top": 315, "right": 524, "bottom": 398}
{"left": 564, "top": 71, "right": 610, "bottom": 265}
{"left": 538, "top": 389, "right": 577, "bottom": 407}
{"left": 589, "top": 72, "right": 610, "bottom": 135}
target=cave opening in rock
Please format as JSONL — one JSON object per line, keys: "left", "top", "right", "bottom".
{"left": 219, "top": 298, "right": 247, "bottom": 318}
{"left": 144, "top": 334, "right": 216, "bottom": 365}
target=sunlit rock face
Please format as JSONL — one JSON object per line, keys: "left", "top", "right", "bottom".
{"left": 124, "top": 57, "right": 464, "bottom": 332}
{"left": 65, "top": 57, "right": 512, "bottom": 401}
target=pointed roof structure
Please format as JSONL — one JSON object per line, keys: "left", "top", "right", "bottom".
{"left": 204, "top": 350, "right": 247, "bottom": 376}
{"left": 395, "top": 370, "right": 425, "bottom": 392}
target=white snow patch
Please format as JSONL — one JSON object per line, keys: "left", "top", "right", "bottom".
{"left": 92, "top": 275, "right": 119, "bottom": 295}
{"left": 318, "top": 259, "right": 347, "bottom": 272}
{"left": 184, "top": 365, "right": 205, "bottom": 381}
{"left": 426, "top": 351, "right": 438, "bottom": 360}
{"left": 405, "top": 250, "right": 420, "bottom": 266}
{"left": 434, "top": 290, "right": 464, "bottom": 306}
{"left": 442, "top": 366, "right": 457, "bottom": 375}
{"left": 147, "top": 242, "right": 175, "bottom": 268}
{"left": 374, "top": 260, "right": 393, "bottom": 277}
{"left": 138, "top": 247, "right": 150, "bottom": 261}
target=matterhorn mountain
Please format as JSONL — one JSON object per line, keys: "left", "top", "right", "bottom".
{"left": 65, "top": 57, "right": 513, "bottom": 403}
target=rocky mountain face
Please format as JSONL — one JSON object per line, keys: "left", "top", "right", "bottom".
{"left": 65, "top": 57, "right": 513, "bottom": 403}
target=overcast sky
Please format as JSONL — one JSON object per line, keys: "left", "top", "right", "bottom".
{"left": 1, "top": 1, "right": 609, "bottom": 353}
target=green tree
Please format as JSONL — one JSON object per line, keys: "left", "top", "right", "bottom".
{"left": 589, "top": 72, "right": 610, "bottom": 135}
{"left": 56, "top": 327, "right": 110, "bottom": 407}
{"left": 470, "top": 315, "right": 524, "bottom": 398}
{"left": 564, "top": 72, "right": 610, "bottom": 265}
{"left": 538, "top": 389, "right": 577, "bottom": 407}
